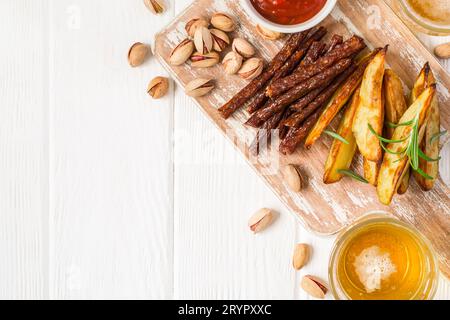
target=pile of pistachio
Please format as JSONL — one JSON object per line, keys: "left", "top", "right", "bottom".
{"left": 129, "top": 0, "right": 285, "bottom": 100}
{"left": 169, "top": 13, "right": 282, "bottom": 98}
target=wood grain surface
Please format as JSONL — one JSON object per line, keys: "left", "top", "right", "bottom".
{"left": 0, "top": 0, "right": 448, "bottom": 300}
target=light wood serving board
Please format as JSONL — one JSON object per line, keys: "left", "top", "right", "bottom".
{"left": 155, "top": 0, "right": 450, "bottom": 277}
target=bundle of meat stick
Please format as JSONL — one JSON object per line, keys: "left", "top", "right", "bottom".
{"left": 218, "top": 27, "right": 375, "bottom": 155}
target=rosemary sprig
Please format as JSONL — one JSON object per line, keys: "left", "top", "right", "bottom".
{"left": 324, "top": 130, "right": 349, "bottom": 145}
{"left": 368, "top": 112, "right": 436, "bottom": 181}
{"left": 386, "top": 119, "right": 415, "bottom": 128}
{"left": 430, "top": 130, "right": 447, "bottom": 144}
{"left": 418, "top": 149, "right": 441, "bottom": 162}
{"left": 337, "top": 169, "right": 369, "bottom": 184}
{"left": 368, "top": 124, "right": 410, "bottom": 143}
{"left": 380, "top": 142, "right": 406, "bottom": 155}
{"left": 407, "top": 114, "right": 420, "bottom": 170}
{"left": 415, "top": 168, "right": 434, "bottom": 180}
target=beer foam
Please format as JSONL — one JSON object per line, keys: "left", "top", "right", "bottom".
{"left": 354, "top": 246, "right": 397, "bottom": 293}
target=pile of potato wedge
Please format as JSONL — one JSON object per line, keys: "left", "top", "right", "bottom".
{"left": 307, "top": 47, "right": 441, "bottom": 205}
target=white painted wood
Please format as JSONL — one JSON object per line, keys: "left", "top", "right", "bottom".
{"left": 0, "top": 0, "right": 49, "bottom": 300}
{"left": 0, "top": 0, "right": 448, "bottom": 300}
{"left": 47, "top": 0, "right": 175, "bottom": 299}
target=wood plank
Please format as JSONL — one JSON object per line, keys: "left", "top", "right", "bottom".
{"left": 48, "top": 0, "right": 174, "bottom": 299}
{"left": 0, "top": 0, "right": 49, "bottom": 300}
{"left": 173, "top": 98, "right": 298, "bottom": 299}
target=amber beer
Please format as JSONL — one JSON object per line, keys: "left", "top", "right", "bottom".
{"left": 406, "top": 0, "right": 450, "bottom": 26}
{"left": 393, "top": 0, "right": 450, "bottom": 35}
{"left": 329, "top": 214, "right": 438, "bottom": 300}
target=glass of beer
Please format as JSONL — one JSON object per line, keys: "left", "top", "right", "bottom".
{"left": 329, "top": 213, "right": 439, "bottom": 300}
{"left": 389, "top": 0, "right": 450, "bottom": 35}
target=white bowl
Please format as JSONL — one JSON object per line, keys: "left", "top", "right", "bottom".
{"left": 241, "top": 0, "right": 337, "bottom": 34}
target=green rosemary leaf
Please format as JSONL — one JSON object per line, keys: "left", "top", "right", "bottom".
{"left": 386, "top": 119, "right": 415, "bottom": 128}
{"left": 414, "top": 168, "right": 434, "bottom": 180}
{"left": 324, "top": 130, "right": 349, "bottom": 145}
{"left": 408, "top": 120, "right": 420, "bottom": 170}
{"left": 430, "top": 130, "right": 447, "bottom": 144}
{"left": 337, "top": 170, "right": 369, "bottom": 184}
{"left": 380, "top": 142, "right": 406, "bottom": 155}
{"left": 368, "top": 124, "right": 409, "bottom": 144}
{"left": 418, "top": 149, "right": 441, "bottom": 162}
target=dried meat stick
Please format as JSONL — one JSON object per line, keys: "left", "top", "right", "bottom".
{"left": 279, "top": 41, "right": 335, "bottom": 110}
{"left": 249, "top": 111, "right": 285, "bottom": 156}
{"left": 218, "top": 30, "right": 310, "bottom": 119}
{"left": 246, "top": 58, "right": 352, "bottom": 126}
{"left": 292, "top": 41, "right": 326, "bottom": 74}
{"left": 300, "top": 41, "right": 326, "bottom": 67}
{"left": 293, "top": 35, "right": 339, "bottom": 74}
{"left": 246, "top": 46, "right": 310, "bottom": 114}
{"left": 283, "top": 64, "right": 357, "bottom": 128}
{"left": 246, "top": 41, "right": 316, "bottom": 114}
{"left": 250, "top": 107, "right": 294, "bottom": 156}
{"left": 266, "top": 35, "right": 366, "bottom": 98}
{"left": 324, "top": 34, "right": 344, "bottom": 53}
{"left": 277, "top": 109, "right": 294, "bottom": 139}
{"left": 248, "top": 33, "right": 329, "bottom": 154}
{"left": 288, "top": 87, "right": 323, "bottom": 112}
{"left": 246, "top": 28, "right": 327, "bottom": 114}
{"left": 279, "top": 109, "right": 323, "bottom": 155}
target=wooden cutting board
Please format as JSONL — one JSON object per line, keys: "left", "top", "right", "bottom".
{"left": 155, "top": 0, "right": 450, "bottom": 277}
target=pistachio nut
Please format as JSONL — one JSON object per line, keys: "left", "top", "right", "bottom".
{"left": 194, "top": 27, "right": 213, "bottom": 54}
{"left": 222, "top": 51, "right": 243, "bottom": 75}
{"left": 256, "top": 24, "right": 283, "bottom": 41}
{"left": 248, "top": 208, "right": 275, "bottom": 234}
{"left": 185, "top": 78, "right": 215, "bottom": 97}
{"left": 128, "top": 42, "right": 150, "bottom": 67}
{"left": 211, "top": 12, "right": 236, "bottom": 32}
{"left": 301, "top": 275, "right": 328, "bottom": 299}
{"left": 190, "top": 51, "right": 220, "bottom": 68}
{"left": 169, "top": 38, "right": 194, "bottom": 66}
{"left": 238, "top": 57, "right": 264, "bottom": 80}
{"left": 282, "top": 164, "right": 303, "bottom": 192}
{"left": 210, "top": 29, "right": 230, "bottom": 52}
{"left": 232, "top": 38, "right": 256, "bottom": 58}
{"left": 293, "top": 244, "right": 310, "bottom": 270}
{"left": 143, "top": 0, "right": 164, "bottom": 14}
{"left": 185, "top": 18, "right": 210, "bottom": 38}
{"left": 435, "top": 42, "right": 450, "bottom": 59}
{"left": 147, "top": 76, "right": 169, "bottom": 99}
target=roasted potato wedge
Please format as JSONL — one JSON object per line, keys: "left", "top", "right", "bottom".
{"left": 377, "top": 85, "right": 436, "bottom": 205}
{"left": 410, "top": 63, "right": 431, "bottom": 104}
{"left": 353, "top": 47, "right": 387, "bottom": 162}
{"left": 413, "top": 66, "right": 439, "bottom": 191}
{"left": 397, "top": 169, "right": 411, "bottom": 195}
{"left": 397, "top": 65, "right": 430, "bottom": 195}
{"left": 323, "top": 88, "right": 360, "bottom": 184}
{"left": 305, "top": 49, "right": 381, "bottom": 148}
{"left": 363, "top": 159, "right": 380, "bottom": 186}
{"left": 384, "top": 69, "right": 408, "bottom": 138}
{"left": 383, "top": 69, "right": 410, "bottom": 194}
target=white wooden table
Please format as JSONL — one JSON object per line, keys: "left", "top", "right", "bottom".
{"left": 0, "top": 0, "right": 448, "bottom": 300}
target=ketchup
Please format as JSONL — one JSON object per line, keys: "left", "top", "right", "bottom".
{"left": 250, "top": 0, "right": 327, "bottom": 25}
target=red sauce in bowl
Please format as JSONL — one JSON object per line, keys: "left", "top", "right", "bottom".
{"left": 250, "top": 0, "right": 327, "bottom": 25}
